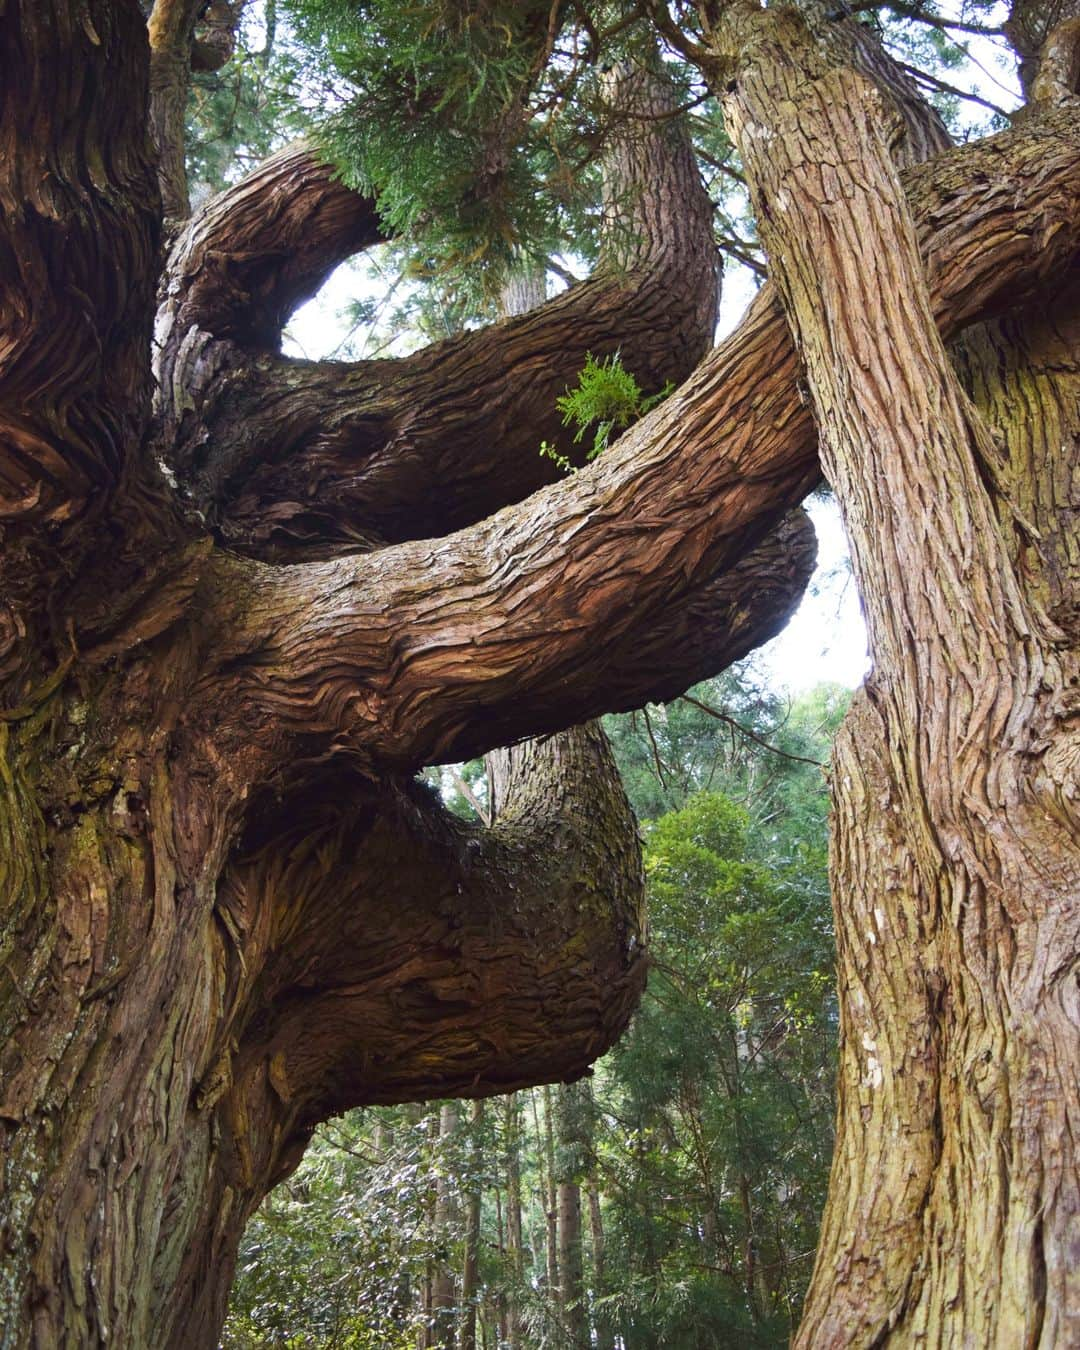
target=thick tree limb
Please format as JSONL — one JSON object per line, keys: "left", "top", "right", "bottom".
{"left": 210, "top": 105, "right": 1080, "bottom": 773}
{"left": 801, "top": 0, "right": 952, "bottom": 167}
{"left": 165, "top": 723, "right": 646, "bottom": 1345}
{"left": 158, "top": 142, "right": 386, "bottom": 354}
{"left": 234, "top": 725, "right": 645, "bottom": 1112}
{"left": 595, "top": 509, "right": 817, "bottom": 716}
{"left": 1007, "top": 0, "right": 1080, "bottom": 94}
{"left": 157, "top": 69, "right": 721, "bottom": 558}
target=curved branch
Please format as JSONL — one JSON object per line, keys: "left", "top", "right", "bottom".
{"left": 598, "top": 509, "right": 817, "bottom": 716}
{"left": 168, "top": 724, "right": 645, "bottom": 1344}
{"left": 209, "top": 106, "right": 1080, "bottom": 772}
{"left": 255, "top": 725, "right": 645, "bottom": 1109}
{"left": 158, "top": 68, "right": 721, "bottom": 558}
{"left": 158, "top": 142, "right": 386, "bottom": 355}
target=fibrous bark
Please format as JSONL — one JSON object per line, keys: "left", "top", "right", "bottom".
{"left": 3, "top": 1, "right": 1080, "bottom": 1346}
{"left": 718, "top": 5, "right": 1080, "bottom": 1343}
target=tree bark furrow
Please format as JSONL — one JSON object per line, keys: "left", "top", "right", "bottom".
{"left": 0, "top": 1, "right": 158, "bottom": 543}
{"left": 717, "top": 8, "right": 1080, "bottom": 1343}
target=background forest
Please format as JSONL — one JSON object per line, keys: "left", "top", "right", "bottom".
{"left": 170, "top": 2, "right": 1017, "bottom": 1344}
{"left": 224, "top": 674, "right": 847, "bottom": 1348}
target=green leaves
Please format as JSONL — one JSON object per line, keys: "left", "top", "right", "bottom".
{"left": 280, "top": 0, "right": 596, "bottom": 288}
{"left": 541, "top": 351, "right": 674, "bottom": 472}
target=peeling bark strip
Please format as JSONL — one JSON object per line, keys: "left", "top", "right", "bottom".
{"left": 720, "top": 5, "right": 1080, "bottom": 1344}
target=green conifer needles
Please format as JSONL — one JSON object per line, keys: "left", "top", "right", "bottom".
{"left": 540, "top": 351, "right": 674, "bottom": 472}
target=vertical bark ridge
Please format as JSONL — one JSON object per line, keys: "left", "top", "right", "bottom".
{"left": 955, "top": 279, "right": 1080, "bottom": 640}
{"left": 718, "top": 5, "right": 1080, "bottom": 1344}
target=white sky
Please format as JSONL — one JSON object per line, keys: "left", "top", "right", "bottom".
{"left": 284, "top": 4, "right": 1022, "bottom": 698}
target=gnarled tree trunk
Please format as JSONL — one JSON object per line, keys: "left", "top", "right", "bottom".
{"left": 2, "top": 1, "right": 1079, "bottom": 1345}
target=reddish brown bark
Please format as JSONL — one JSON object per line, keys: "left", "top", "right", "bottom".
{"left": 719, "top": 5, "right": 1080, "bottom": 1343}
{"left": 2, "top": 2, "right": 1080, "bottom": 1346}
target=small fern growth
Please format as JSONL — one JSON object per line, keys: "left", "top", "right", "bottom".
{"left": 540, "top": 352, "right": 673, "bottom": 473}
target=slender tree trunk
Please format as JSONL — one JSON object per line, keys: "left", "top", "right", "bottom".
{"left": 461, "top": 1101, "right": 484, "bottom": 1350}
{"left": 555, "top": 1081, "right": 589, "bottom": 1350}
{"left": 504, "top": 1095, "right": 526, "bottom": 1350}
{"left": 718, "top": 6, "right": 1080, "bottom": 1344}
{"left": 419, "top": 1107, "right": 441, "bottom": 1350}
{"left": 433, "top": 1102, "right": 461, "bottom": 1350}
{"left": 541, "top": 1086, "right": 560, "bottom": 1301}
{"left": 587, "top": 1176, "right": 615, "bottom": 1350}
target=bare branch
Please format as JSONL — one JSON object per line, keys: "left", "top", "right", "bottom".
{"left": 898, "top": 60, "right": 1015, "bottom": 118}
{"left": 678, "top": 693, "right": 825, "bottom": 767}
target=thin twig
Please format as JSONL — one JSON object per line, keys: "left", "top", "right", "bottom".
{"left": 855, "top": 1, "right": 1006, "bottom": 38}
{"left": 678, "top": 694, "right": 824, "bottom": 767}
{"left": 642, "top": 705, "right": 671, "bottom": 789}
{"left": 898, "top": 60, "right": 1014, "bottom": 117}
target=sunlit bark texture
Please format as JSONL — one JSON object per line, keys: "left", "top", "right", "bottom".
{"left": 1, "top": 0, "right": 1079, "bottom": 1345}
{"left": 718, "top": 4, "right": 1080, "bottom": 1344}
